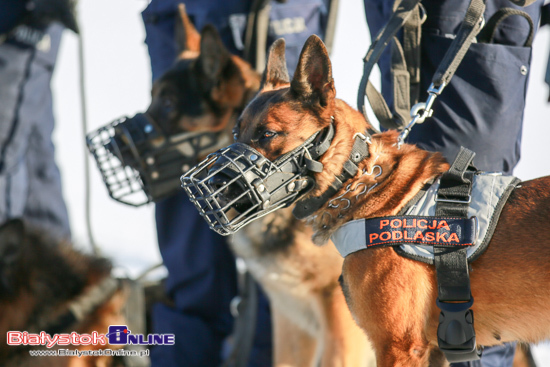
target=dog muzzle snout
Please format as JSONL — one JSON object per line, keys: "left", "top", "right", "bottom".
{"left": 181, "top": 126, "right": 336, "bottom": 236}
{"left": 86, "top": 113, "right": 229, "bottom": 206}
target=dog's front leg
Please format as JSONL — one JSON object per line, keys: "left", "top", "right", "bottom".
{"left": 271, "top": 307, "right": 319, "bottom": 367}
{"left": 342, "top": 248, "right": 438, "bottom": 367}
{"left": 315, "top": 283, "right": 376, "bottom": 367}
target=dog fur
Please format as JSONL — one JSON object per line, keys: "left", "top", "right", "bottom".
{"left": 143, "top": 6, "right": 375, "bottom": 366}
{"left": 0, "top": 219, "right": 127, "bottom": 367}
{"left": 231, "top": 34, "right": 550, "bottom": 366}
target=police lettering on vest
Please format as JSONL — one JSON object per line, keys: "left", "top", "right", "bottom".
{"left": 365, "top": 216, "right": 476, "bottom": 248}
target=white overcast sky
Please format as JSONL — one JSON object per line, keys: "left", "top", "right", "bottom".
{"left": 51, "top": 0, "right": 549, "bottom": 358}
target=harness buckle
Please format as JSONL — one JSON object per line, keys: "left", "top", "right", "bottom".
{"left": 436, "top": 298, "right": 482, "bottom": 363}
{"left": 434, "top": 195, "right": 472, "bottom": 204}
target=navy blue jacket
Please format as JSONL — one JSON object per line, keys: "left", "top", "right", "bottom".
{"left": 364, "top": 0, "right": 544, "bottom": 174}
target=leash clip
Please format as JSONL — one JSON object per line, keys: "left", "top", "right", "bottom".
{"left": 398, "top": 82, "right": 446, "bottom": 148}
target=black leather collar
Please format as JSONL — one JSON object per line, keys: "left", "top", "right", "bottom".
{"left": 293, "top": 130, "right": 372, "bottom": 219}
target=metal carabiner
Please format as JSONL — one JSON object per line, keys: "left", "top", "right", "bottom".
{"left": 397, "top": 83, "right": 446, "bottom": 148}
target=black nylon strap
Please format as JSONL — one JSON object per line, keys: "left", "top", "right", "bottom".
{"left": 434, "top": 147, "right": 481, "bottom": 363}
{"left": 391, "top": 38, "right": 412, "bottom": 124}
{"left": 402, "top": 3, "right": 422, "bottom": 105}
{"left": 434, "top": 147, "right": 476, "bottom": 301}
{"left": 366, "top": 81, "right": 402, "bottom": 129}
{"left": 432, "top": 0, "right": 486, "bottom": 88}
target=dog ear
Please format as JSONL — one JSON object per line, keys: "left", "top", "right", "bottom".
{"left": 175, "top": 3, "right": 201, "bottom": 54}
{"left": 260, "top": 39, "right": 290, "bottom": 90}
{"left": 197, "top": 25, "right": 231, "bottom": 80}
{"left": 291, "top": 35, "right": 335, "bottom": 108}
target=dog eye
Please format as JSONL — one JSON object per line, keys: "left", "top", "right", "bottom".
{"left": 261, "top": 131, "right": 277, "bottom": 140}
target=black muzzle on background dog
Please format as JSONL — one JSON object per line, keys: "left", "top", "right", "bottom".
{"left": 86, "top": 113, "right": 229, "bottom": 206}
{"left": 181, "top": 125, "right": 335, "bottom": 235}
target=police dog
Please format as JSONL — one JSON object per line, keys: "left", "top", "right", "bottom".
{"left": 0, "top": 219, "right": 127, "bottom": 367}
{"left": 143, "top": 5, "right": 374, "bottom": 366}
{"left": 228, "top": 35, "right": 550, "bottom": 366}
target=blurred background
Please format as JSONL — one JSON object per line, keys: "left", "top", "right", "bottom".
{"left": 50, "top": 0, "right": 550, "bottom": 361}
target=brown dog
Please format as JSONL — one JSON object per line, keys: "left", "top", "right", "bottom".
{"left": 229, "top": 34, "right": 550, "bottom": 366}
{"left": 143, "top": 5, "right": 375, "bottom": 366}
{"left": 0, "top": 219, "right": 127, "bottom": 367}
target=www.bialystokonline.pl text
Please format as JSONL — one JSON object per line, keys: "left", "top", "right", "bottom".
{"left": 28, "top": 348, "right": 150, "bottom": 357}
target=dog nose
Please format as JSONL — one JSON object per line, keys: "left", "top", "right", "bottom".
{"left": 207, "top": 171, "right": 253, "bottom": 214}
{"left": 208, "top": 174, "right": 230, "bottom": 193}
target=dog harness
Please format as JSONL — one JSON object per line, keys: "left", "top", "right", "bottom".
{"left": 331, "top": 170, "right": 519, "bottom": 263}
{"left": 331, "top": 148, "right": 521, "bottom": 363}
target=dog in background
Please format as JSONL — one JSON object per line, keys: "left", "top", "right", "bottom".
{"left": 140, "top": 5, "right": 375, "bottom": 366}
{"left": 0, "top": 219, "right": 127, "bottom": 367}
{"left": 228, "top": 34, "right": 548, "bottom": 367}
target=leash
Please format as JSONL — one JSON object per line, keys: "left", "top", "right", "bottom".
{"left": 357, "top": 0, "right": 486, "bottom": 140}
{"left": 221, "top": 258, "right": 259, "bottom": 367}
{"left": 398, "top": 0, "right": 486, "bottom": 147}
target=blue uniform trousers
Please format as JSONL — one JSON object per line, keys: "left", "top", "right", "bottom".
{"left": 0, "top": 24, "right": 70, "bottom": 240}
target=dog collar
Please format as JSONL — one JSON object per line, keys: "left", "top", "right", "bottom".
{"left": 292, "top": 131, "right": 372, "bottom": 219}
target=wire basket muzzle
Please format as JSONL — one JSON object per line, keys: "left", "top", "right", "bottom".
{"left": 86, "top": 114, "right": 226, "bottom": 206}
{"left": 181, "top": 142, "right": 313, "bottom": 236}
